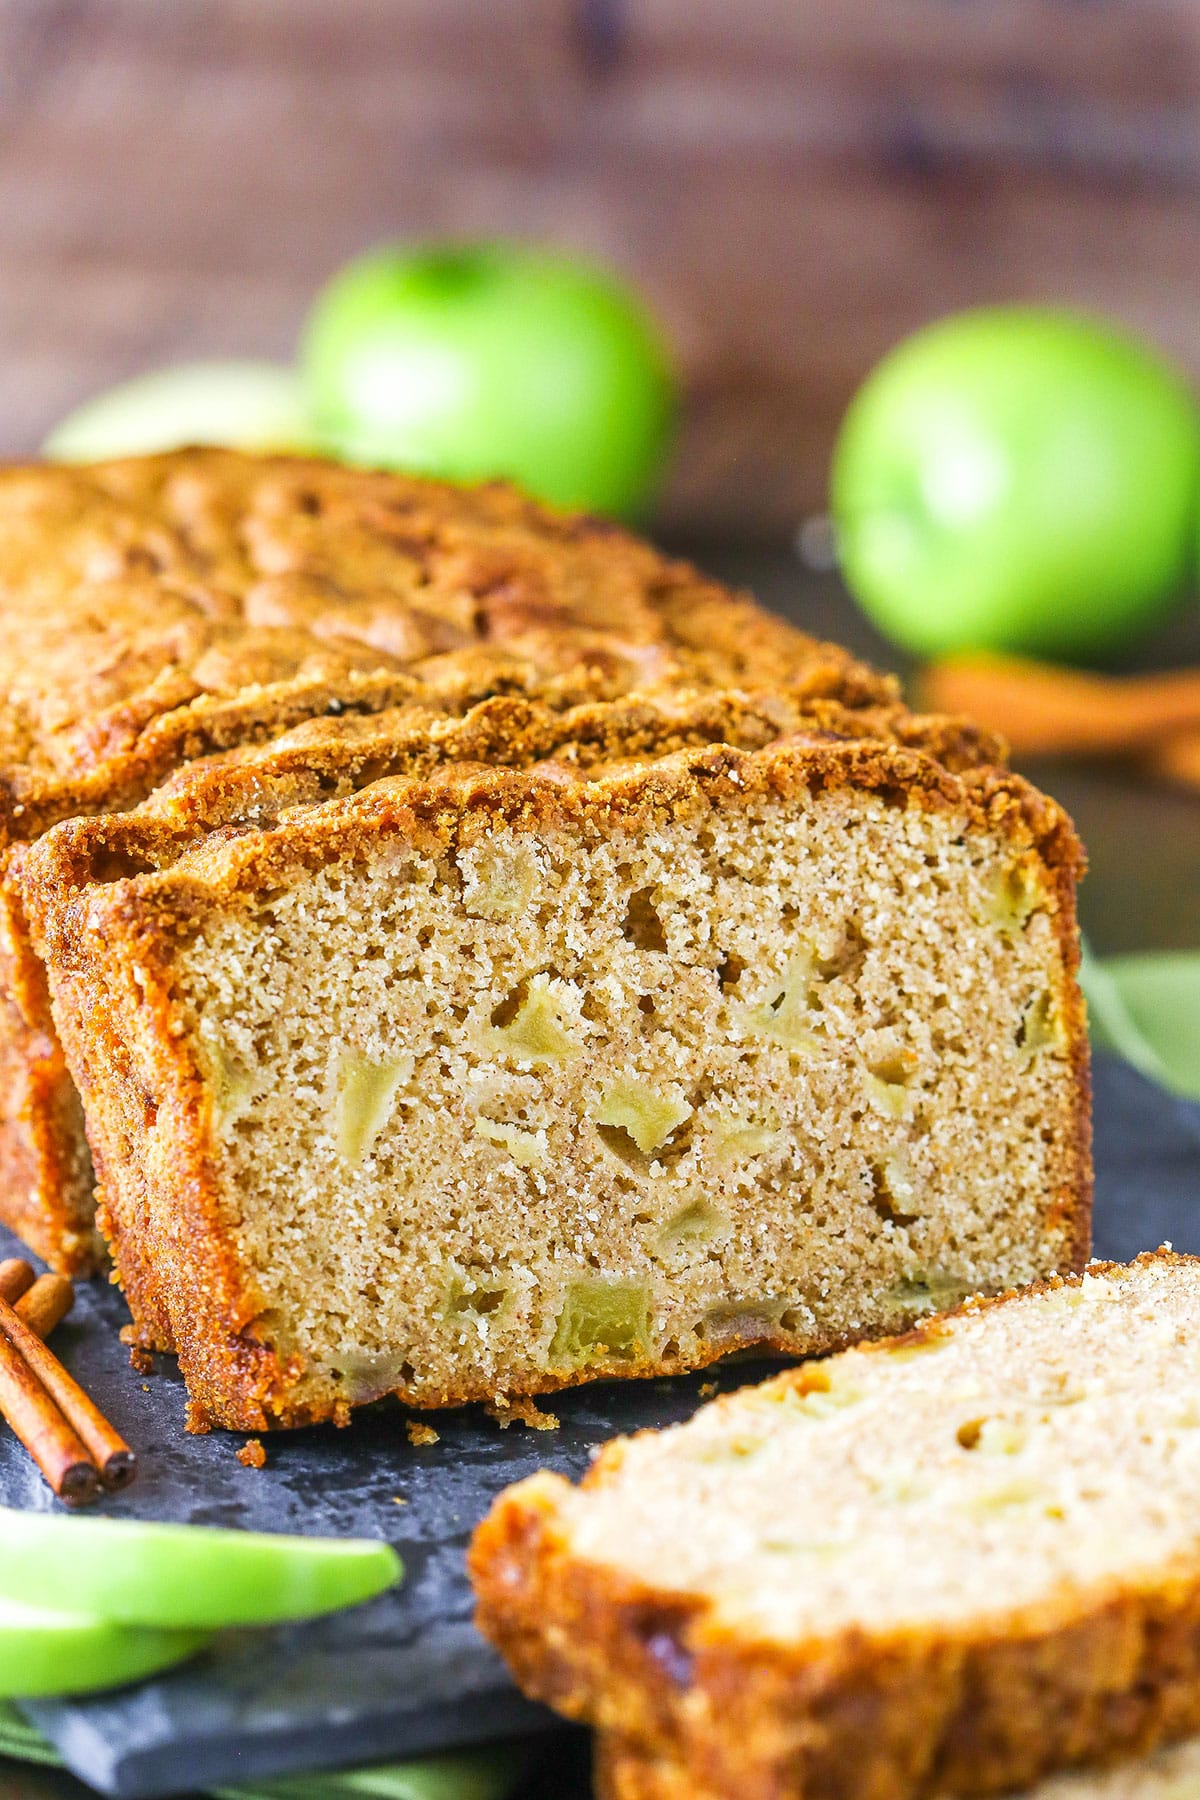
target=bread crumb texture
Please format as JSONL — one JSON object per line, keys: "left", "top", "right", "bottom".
{"left": 515, "top": 1262, "right": 1198, "bottom": 1641}
{"left": 472, "top": 1254, "right": 1200, "bottom": 1800}
{"left": 487, "top": 1396, "right": 562, "bottom": 1431}
{"left": 181, "top": 782, "right": 1079, "bottom": 1415}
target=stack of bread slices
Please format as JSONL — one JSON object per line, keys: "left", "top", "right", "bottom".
{"left": 3, "top": 447, "right": 1089, "bottom": 1431}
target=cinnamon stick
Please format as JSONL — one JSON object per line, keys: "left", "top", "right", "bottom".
{"left": 18, "top": 1273, "right": 75, "bottom": 1340}
{"left": 0, "top": 1294, "right": 135, "bottom": 1491}
{"left": 918, "top": 655, "right": 1200, "bottom": 760}
{"left": 0, "top": 1262, "right": 74, "bottom": 1336}
{"left": 0, "top": 1323, "right": 97, "bottom": 1505}
{"left": 1143, "top": 725, "right": 1200, "bottom": 789}
{"left": 0, "top": 1259, "right": 35, "bottom": 1307}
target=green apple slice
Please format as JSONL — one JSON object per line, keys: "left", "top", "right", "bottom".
{"left": 0, "top": 1509, "right": 402, "bottom": 1628}
{"left": 43, "top": 361, "right": 313, "bottom": 462}
{"left": 0, "top": 1597, "right": 208, "bottom": 1698}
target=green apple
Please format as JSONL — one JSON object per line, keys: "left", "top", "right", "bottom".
{"left": 831, "top": 308, "right": 1200, "bottom": 660}
{"left": 302, "top": 242, "right": 675, "bottom": 518}
{"left": 44, "top": 361, "right": 312, "bottom": 462}
{"left": 0, "top": 1509, "right": 401, "bottom": 1628}
{"left": 0, "top": 1597, "right": 207, "bottom": 1698}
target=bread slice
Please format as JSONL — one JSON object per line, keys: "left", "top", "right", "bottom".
{"left": 595, "top": 1729, "right": 1200, "bottom": 1800}
{"left": 471, "top": 1254, "right": 1200, "bottom": 1800}
{"left": 25, "top": 678, "right": 1087, "bottom": 1429}
{"left": 0, "top": 447, "right": 887, "bottom": 1270}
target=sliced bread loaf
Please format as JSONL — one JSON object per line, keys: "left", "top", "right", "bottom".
{"left": 26, "top": 699, "right": 1086, "bottom": 1429}
{"left": 471, "top": 1254, "right": 1200, "bottom": 1800}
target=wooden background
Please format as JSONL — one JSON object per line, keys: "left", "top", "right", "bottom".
{"left": 0, "top": 0, "right": 1197, "bottom": 537}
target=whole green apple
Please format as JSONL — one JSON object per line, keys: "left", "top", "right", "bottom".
{"left": 44, "top": 362, "right": 312, "bottom": 462}
{"left": 831, "top": 308, "right": 1200, "bottom": 659}
{"left": 302, "top": 243, "right": 675, "bottom": 518}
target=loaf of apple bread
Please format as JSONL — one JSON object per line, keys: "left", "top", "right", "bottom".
{"left": 25, "top": 667, "right": 1088, "bottom": 1428}
{"left": 472, "top": 1254, "right": 1200, "bottom": 1800}
{"left": 0, "top": 446, "right": 888, "bottom": 1271}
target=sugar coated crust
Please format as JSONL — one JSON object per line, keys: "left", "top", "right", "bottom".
{"left": 470, "top": 1254, "right": 1200, "bottom": 1800}
{"left": 0, "top": 448, "right": 996, "bottom": 1271}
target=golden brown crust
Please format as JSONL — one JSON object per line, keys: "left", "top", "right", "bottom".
{"left": 472, "top": 1254, "right": 1200, "bottom": 1800}
{"left": 0, "top": 449, "right": 1087, "bottom": 1330}
{"left": 29, "top": 685, "right": 1011, "bottom": 897}
{"left": 596, "top": 1736, "right": 719, "bottom": 1800}
{"left": 28, "top": 725, "right": 1086, "bottom": 943}
{"left": 27, "top": 727, "right": 1090, "bottom": 1430}
{"left": 0, "top": 848, "right": 99, "bottom": 1270}
{"left": 594, "top": 1724, "right": 1200, "bottom": 1800}
{"left": 0, "top": 447, "right": 898, "bottom": 833}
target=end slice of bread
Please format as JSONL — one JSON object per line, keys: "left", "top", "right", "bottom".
{"left": 594, "top": 1728, "right": 1200, "bottom": 1800}
{"left": 471, "top": 1253, "right": 1200, "bottom": 1800}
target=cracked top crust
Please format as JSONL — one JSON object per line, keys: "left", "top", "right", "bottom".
{"left": 0, "top": 447, "right": 902, "bottom": 837}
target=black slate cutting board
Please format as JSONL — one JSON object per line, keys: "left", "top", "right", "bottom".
{"left": 2, "top": 1051, "right": 1198, "bottom": 1798}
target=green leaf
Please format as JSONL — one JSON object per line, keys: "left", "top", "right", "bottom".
{"left": 214, "top": 1744, "right": 527, "bottom": 1800}
{"left": 1081, "top": 946, "right": 1200, "bottom": 1100}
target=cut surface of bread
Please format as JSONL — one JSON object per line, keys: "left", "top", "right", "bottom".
{"left": 471, "top": 1254, "right": 1200, "bottom": 1800}
{"left": 26, "top": 698, "right": 1087, "bottom": 1430}
{"left": 595, "top": 1729, "right": 1200, "bottom": 1800}
{"left": 0, "top": 447, "right": 898, "bottom": 1270}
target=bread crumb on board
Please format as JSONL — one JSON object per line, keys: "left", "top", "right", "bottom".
{"left": 487, "top": 1396, "right": 561, "bottom": 1431}
{"left": 406, "top": 1421, "right": 440, "bottom": 1448}
{"left": 237, "top": 1437, "right": 267, "bottom": 1469}
{"left": 185, "top": 1400, "right": 213, "bottom": 1436}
